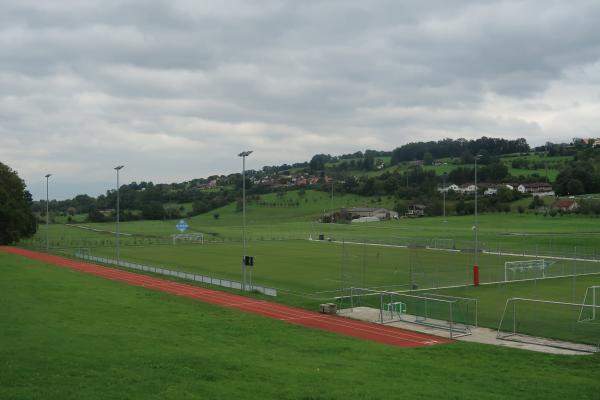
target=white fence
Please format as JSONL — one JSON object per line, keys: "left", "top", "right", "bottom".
{"left": 75, "top": 252, "right": 277, "bottom": 297}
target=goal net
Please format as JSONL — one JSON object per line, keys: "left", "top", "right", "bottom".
{"left": 428, "top": 238, "right": 456, "bottom": 250}
{"left": 504, "top": 259, "right": 554, "bottom": 281}
{"left": 578, "top": 286, "right": 600, "bottom": 323}
{"left": 497, "top": 297, "right": 600, "bottom": 352}
{"left": 172, "top": 233, "right": 204, "bottom": 245}
{"left": 335, "top": 287, "right": 476, "bottom": 338}
{"left": 335, "top": 287, "right": 405, "bottom": 324}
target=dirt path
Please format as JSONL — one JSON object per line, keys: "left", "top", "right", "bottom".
{"left": 1, "top": 247, "right": 450, "bottom": 348}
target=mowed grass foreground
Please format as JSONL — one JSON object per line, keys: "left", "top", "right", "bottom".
{"left": 2, "top": 252, "right": 600, "bottom": 399}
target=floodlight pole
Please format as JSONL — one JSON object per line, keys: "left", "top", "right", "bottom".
{"left": 442, "top": 172, "right": 447, "bottom": 222}
{"left": 330, "top": 181, "right": 334, "bottom": 223}
{"left": 238, "top": 150, "right": 253, "bottom": 291}
{"left": 473, "top": 155, "right": 481, "bottom": 285}
{"left": 45, "top": 174, "right": 51, "bottom": 251}
{"left": 114, "top": 165, "right": 124, "bottom": 265}
{"left": 474, "top": 156, "right": 478, "bottom": 263}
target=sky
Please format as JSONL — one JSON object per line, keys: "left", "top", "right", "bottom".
{"left": 1, "top": 0, "right": 600, "bottom": 200}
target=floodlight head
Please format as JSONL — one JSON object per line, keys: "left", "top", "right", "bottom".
{"left": 114, "top": 165, "right": 124, "bottom": 171}
{"left": 238, "top": 151, "right": 253, "bottom": 157}
{"left": 45, "top": 174, "right": 52, "bottom": 178}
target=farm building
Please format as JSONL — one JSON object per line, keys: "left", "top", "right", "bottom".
{"left": 551, "top": 200, "right": 579, "bottom": 212}
{"left": 517, "top": 182, "right": 555, "bottom": 197}
{"left": 341, "top": 207, "right": 399, "bottom": 221}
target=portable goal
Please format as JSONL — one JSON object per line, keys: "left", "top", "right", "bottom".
{"left": 172, "top": 233, "right": 204, "bottom": 245}
{"left": 504, "top": 259, "right": 554, "bottom": 281}
{"left": 335, "top": 287, "right": 477, "bottom": 338}
{"left": 497, "top": 297, "right": 600, "bottom": 353}
{"left": 578, "top": 286, "right": 600, "bottom": 323}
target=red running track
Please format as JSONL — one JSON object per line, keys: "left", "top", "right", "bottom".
{"left": 1, "top": 246, "right": 450, "bottom": 348}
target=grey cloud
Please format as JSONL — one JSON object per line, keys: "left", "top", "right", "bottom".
{"left": 1, "top": 0, "right": 600, "bottom": 199}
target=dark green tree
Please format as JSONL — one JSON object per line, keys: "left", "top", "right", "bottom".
{"left": 423, "top": 151, "right": 434, "bottom": 166}
{"left": 0, "top": 162, "right": 37, "bottom": 244}
{"left": 141, "top": 201, "right": 165, "bottom": 220}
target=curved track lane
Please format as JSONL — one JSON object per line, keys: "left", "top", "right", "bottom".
{"left": 1, "top": 247, "right": 450, "bottom": 348}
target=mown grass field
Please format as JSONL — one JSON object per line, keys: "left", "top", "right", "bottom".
{"left": 81, "top": 239, "right": 600, "bottom": 294}
{"left": 22, "top": 189, "right": 600, "bottom": 346}
{"left": 78, "top": 239, "right": 600, "bottom": 344}
{"left": 2, "top": 252, "right": 599, "bottom": 399}
{"left": 30, "top": 189, "right": 600, "bottom": 254}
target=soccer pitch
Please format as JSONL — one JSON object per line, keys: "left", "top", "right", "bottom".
{"left": 22, "top": 194, "right": 600, "bottom": 348}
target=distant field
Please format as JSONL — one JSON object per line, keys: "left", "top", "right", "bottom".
{"left": 2, "top": 252, "right": 599, "bottom": 399}
{"left": 30, "top": 189, "right": 600, "bottom": 253}
{"left": 79, "top": 239, "right": 600, "bottom": 295}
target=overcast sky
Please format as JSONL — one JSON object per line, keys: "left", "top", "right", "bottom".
{"left": 1, "top": 0, "right": 600, "bottom": 200}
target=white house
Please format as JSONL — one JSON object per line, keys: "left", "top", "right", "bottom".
{"left": 438, "top": 184, "right": 460, "bottom": 193}
{"left": 484, "top": 187, "right": 498, "bottom": 196}
{"left": 459, "top": 183, "right": 477, "bottom": 194}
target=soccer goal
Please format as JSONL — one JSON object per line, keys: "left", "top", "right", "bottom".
{"left": 335, "top": 287, "right": 405, "bottom": 324}
{"left": 335, "top": 287, "right": 476, "bottom": 338}
{"left": 172, "top": 233, "right": 204, "bottom": 245}
{"left": 504, "top": 259, "right": 554, "bottom": 281}
{"left": 578, "top": 286, "right": 600, "bottom": 323}
{"left": 497, "top": 297, "right": 600, "bottom": 352}
{"left": 428, "top": 238, "right": 456, "bottom": 251}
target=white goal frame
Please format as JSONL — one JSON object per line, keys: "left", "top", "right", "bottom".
{"left": 497, "top": 297, "right": 600, "bottom": 353}
{"left": 172, "top": 233, "right": 204, "bottom": 245}
{"left": 504, "top": 259, "right": 554, "bottom": 281}
{"left": 578, "top": 286, "right": 600, "bottom": 322}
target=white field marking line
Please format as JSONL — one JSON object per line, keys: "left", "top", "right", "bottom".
{"left": 483, "top": 250, "right": 600, "bottom": 263}
{"left": 310, "top": 237, "right": 600, "bottom": 261}
{"left": 310, "top": 239, "right": 408, "bottom": 249}
{"left": 65, "top": 224, "right": 132, "bottom": 236}
{"left": 394, "top": 270, "right": 600, "bottom": 294}
{"left": 425, "top": 247, "right": 461, "bottom": 253}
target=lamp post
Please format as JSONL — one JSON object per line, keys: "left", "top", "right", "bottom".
{"left": 45, "top": 174, "right": 51, "bottom": 251}
{"left": 114, "top": 165, "right": 124, "bottom": 265}
{"left": 238, "top": 151, "right": 252, "bottom": 291}
{"left": 473, "top": 155, "right": 481, "bottom": 285}
{"left": 330, "top": 180, "right": 334, "bottom": 223}
{"left": 442, "top": 172, "right": 447, "bottom": 222}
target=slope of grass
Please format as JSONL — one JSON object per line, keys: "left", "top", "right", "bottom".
{"left": 1, "top": 252, "right": 599, "bottom": 399}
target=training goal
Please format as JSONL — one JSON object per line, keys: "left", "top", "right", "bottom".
{"left": 335, "top": 287, "right": 477, "bottom": 338}
{"left": 428, "top": 238, "right": 456, "bottom": 251}
{"left": 578, "top": 286, "right": 600, "bottom": 323}
{"left": 172, "top": 233, "right": 204, "bottom": 245}
{"left": 497, "top": 297, "right": 600, "bottom": 353}
{"left": 504, "top": 259, "right": 554, "bottom": 281}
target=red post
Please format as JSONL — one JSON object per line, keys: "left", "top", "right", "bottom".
{"left": 473, "top": 265, "right": 480, "bottom": 286}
